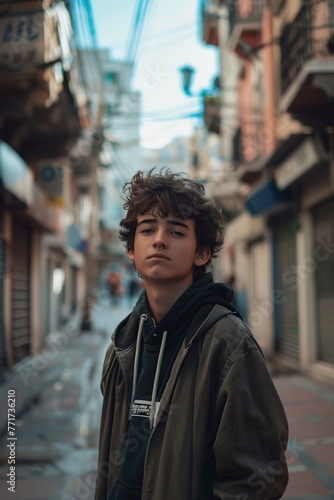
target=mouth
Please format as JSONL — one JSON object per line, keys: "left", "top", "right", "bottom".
{"left": 148, "top": 253, "right": 171, "bottom": 261}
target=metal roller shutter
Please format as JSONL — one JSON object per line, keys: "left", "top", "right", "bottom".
{"left": 248, "top": 239, "right": 271, "bottom": 354}
{"left": 313, "top": 197, "right": 334, "bottom": 365}
{"left": 0, "top": 214, "right": 7, "bottom": 376}
{"left": 273, "top": 214, "right": 299, "bottom": 358}
{"left": 12, "top": 220, "right": 31, "bottom": 363}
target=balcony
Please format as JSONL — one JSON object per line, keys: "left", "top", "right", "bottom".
{"left": 203, "top": 94, "right": 221, "bottom": 134}
{"left": 232, "top": 120, "right": 267, "bottom": 184}
{"left": 0, "top": 1, "right": 65, "bottom": 109}
{"left": 226, "top": 0, "right": 265, "bottom": 55}
{"left": 201, "top": 0, "right": 221, "bottom": 46}
{"left": 271, "top": 0, "right": 285, "bottom": 16}
{"left": 0, "top": 0, "right": 89, "bottom": 158}
{"left": 280, "top": 0, "right": 334, "bottom": 125}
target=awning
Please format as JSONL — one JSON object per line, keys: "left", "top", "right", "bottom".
{"left": 264, "top": 134, "right": 307, "bottom": 167}
{"left": 225, "top": 211, "right": 266, "bottom": 245}
{"left": 245, "top": 177, "right": 292, "bottom": 217}
{"left": 0, "top": 141, "right": 33, "bottom": 207}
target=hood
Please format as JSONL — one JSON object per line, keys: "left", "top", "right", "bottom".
{"left": 113, "top": 273, "right": 241, "bottom": 351}
{"left": 114, "top": 272, "right": 240, "bottom": 430}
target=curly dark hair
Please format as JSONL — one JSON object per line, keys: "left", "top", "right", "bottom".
{"left": 119, "top": 168, "right": 225, "bottom": 278}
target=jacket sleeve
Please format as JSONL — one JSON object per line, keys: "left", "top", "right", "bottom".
{"left": 100, "top": 342, "right": 116, "bottom": 395}
{"left": 213, "top": 348, "right": 289, "bottom": 499}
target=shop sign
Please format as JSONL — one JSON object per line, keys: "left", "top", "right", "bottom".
{"left": 0, "top": 9, "right": 45, "bottom": 67}
{"left": 275, "top": 138, "right": 325, "bottom": 189}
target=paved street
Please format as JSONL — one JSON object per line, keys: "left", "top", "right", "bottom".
{"left": 0, "top": 299, "right": 333, "bottom": 499}
{"left": 273, "top": 373, "right": 334, "bottom": 499}
{"left": 0, "top": 299, "right": 131, "bottom": 500}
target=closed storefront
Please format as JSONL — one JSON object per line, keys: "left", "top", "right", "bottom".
{"left": 0, "top": 213, "right": 7, "bottom": 376}
{"left": 272, "top": 212, "right": 299, "bottom": 358}
{"left": 247, "top": 238, "right": 272, "bottom": 355}
{"left": 12, "top": 219, "right": 31, "bottom": 363}
{"left": 312, "top": 197, "right": 334, "bottom": 365}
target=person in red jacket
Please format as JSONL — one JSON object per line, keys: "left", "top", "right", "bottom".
{"left": 94, "top": 168, "right": 289, "bottom": 500}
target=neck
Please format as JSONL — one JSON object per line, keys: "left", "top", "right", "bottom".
{"left": 144, "top": 278, "right": 193, "bottom": 323}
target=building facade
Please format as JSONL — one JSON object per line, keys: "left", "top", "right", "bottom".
{"left": 201, "top": 0, "right": 334, "bottom": 380}
{"left": 0, "top": 0, "right": 103, "bottom": 376}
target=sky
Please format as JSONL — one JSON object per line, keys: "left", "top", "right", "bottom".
{"left": 90, "top": 0, "right": 219, "bottom": 149}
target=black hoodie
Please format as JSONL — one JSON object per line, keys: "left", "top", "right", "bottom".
{"left": 109, "top": 273, "right": 239, "bottom": 500}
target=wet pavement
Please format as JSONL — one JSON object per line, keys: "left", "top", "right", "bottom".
{"left": 0, "top": 299, "right": 130, "bottom": 500}
{"left": 0, "top": 298, "right": 333, "bottom": 499}
{"left": 273, "top": 373, "right": 334, "bottom": 499}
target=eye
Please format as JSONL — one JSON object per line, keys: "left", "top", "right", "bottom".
{"left": 171, "top": 231, "right": 184, "bottom": 236}
{"left": 140, "top": 228, "right": 154, "bottom": 234}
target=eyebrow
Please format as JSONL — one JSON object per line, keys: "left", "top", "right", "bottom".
{"left": 137, "top": 218, "right": 190, "bottom": 230}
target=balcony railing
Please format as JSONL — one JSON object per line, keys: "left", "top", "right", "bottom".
{"left": 201, "top": 0, "right": 221, "bottom": 46}
{"left": 232, "top": 118, "right": 265, "bottom": 166}
{"left": 281, "top": 0, "right": 334, "bottom": 95}
{"left": 241, "top": 121, "right": 266, "bottom": 163}
{"left": 228, "top": 0, "right": 264, "bottom": 36}
{"left": 203, "top": 94, "right": 221, "bottom": 134}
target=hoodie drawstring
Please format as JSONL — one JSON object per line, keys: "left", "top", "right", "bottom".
{"left": 130, "top": 314, "right": 168, "bottom": 429}
{"left": 150, "top": 329, "right": 167, "bottom": 429}
{"left": 131, "top": 314, "right": 147, "bottom": 412}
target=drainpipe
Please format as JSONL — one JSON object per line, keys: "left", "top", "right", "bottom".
{"left": 263, "top": 2, "right": 277, "bottom": 155}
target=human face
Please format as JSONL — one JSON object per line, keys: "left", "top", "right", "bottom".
{"left": 127, "top": 213, "right": 210, "bottom": 287}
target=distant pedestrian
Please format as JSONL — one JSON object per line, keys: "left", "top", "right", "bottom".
{"left": 106, "top": 271, "right": 123, "bottom": 305}
{"left": 94, "top": 169, "right": 289, "bottom": 499}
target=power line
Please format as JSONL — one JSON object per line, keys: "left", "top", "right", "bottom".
{"left": 145, "top": 21, "right": 196, "bottom": 40}
{"left": 117, "top": 0, "right": 154, "bottom": 96}
{"left": 126, "top": 0, "right": 152, "bottom": 65}
{"left": 140, "top": 27, "right": 197, "bottom": 53}
{"left": 103, "top": 19, "right": 195, "bottom": 59}
{"left": 142, "top": 24, "right": 196, "bottom": 47}
{"left": 81, "top": 0, "right": 98, "bottom": 47}
{"left": 111, "top": 143, "right": 136, "bottom": 182}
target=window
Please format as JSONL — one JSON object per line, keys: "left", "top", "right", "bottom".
{"left": 105, "top": 72, "right": 118, "bottom": 85}
{"left": 104, "top": 103, "right": 113, "bottom": 116}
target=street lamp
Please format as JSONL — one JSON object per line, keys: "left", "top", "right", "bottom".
{"left": 179, "top": 66, "right": 195, "bottom": 96}
{"left": 179, "top": 65, "right": 237, "bottom": 97}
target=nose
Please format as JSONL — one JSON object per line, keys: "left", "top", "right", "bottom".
{"left": 153, "top": 228, "right": 167, "bottom": 249}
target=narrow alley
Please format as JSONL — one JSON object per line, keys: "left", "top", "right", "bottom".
{"left": 0, "top": 300, "right": 131, "bottom": 500}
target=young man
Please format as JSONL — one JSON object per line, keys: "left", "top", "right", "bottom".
{"left": 94, "top": 169, "right": 289, "bottom": 500}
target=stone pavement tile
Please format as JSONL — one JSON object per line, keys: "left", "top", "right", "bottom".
{"left": 54, "top": 449, "right": 98, "bottom": 500}
{"left": 1, "top": 476, "right": 62, "bottom": 500}
{"left": 289, "top": 421, "right": 334, "bottom": 441}
{"left": 273, "top": 374, "right": 334, "bottom": 499}
{"left": 277, "top": 388, "right": 322, "bottom": 403}
{"left": 286, "top": 454, "right": 304, "bottom": 469}
{"left": 0, "top": 329, "right": 109, "bottom": 500}
{"left": 0, "top": 329, "right": 107, "bottom": 435}
{"left": 57, "top": 472, "right": 97, "bottom": 500}
{"left": 283, "top": 469, "right": 328, "bottom": 498}
{"left": 0, "top": 459, "right": 64, "bottom": 499}
{"left": 286, "top": 402, "right": 334, "bottom": 420}
{"left": 303, "top": 442, "right": 334, "bottom": 466}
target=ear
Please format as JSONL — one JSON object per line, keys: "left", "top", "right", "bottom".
{"left": 126, "top": 245, "right": 135, "bottom": 262}
{"left": 194, "top": 246, "right": 211, "bottom": 267}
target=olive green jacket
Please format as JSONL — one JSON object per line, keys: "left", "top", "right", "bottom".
{"left": 94, "top": 304, "right": 289, "bottom": 500}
